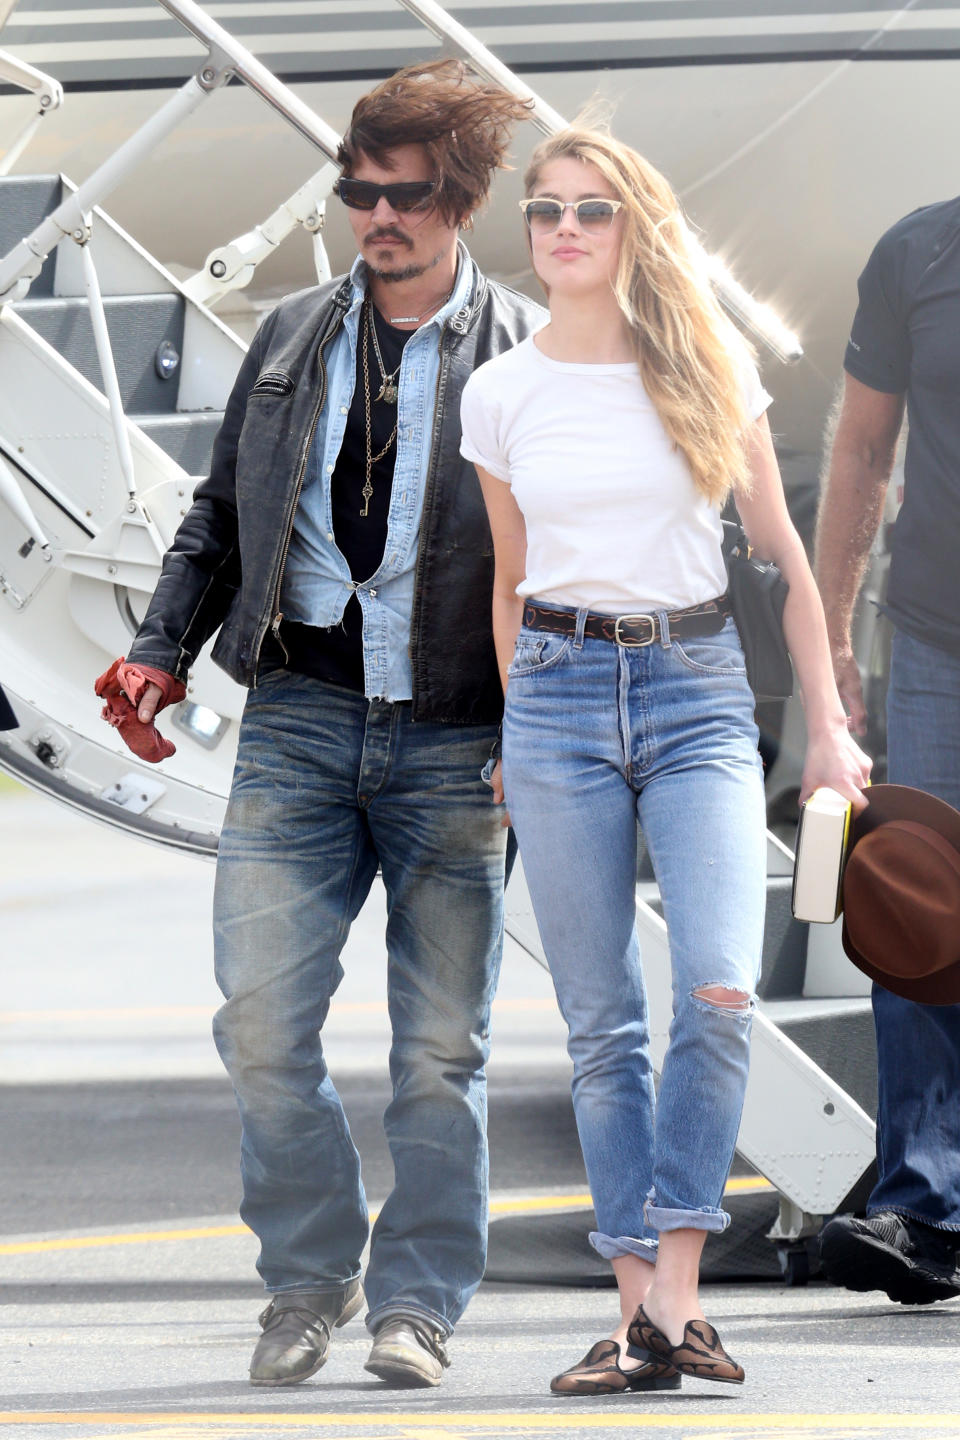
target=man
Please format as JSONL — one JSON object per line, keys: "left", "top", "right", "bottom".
{"left": 108, "top": 61, "right": 543, "bottom": 1385}
{"left": 815, "top": 195, "right": 960, "bottom": 1305}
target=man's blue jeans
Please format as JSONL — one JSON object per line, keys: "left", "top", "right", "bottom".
{"left": 502, "top": 612, "right": 766, "bottom": 1258}
{"left": 870, "top": 628, "right": 960, "bottom": 1231}
{"left": 212, "top": 671, "right": 507, "bottom": 1335}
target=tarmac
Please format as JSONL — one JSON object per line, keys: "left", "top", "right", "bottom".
{"left": 2, "top": 779, "right": 960, "bottom": 1440}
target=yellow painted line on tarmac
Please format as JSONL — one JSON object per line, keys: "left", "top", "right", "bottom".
{"left": 0, "top": 1412, "right": 957, "bottom": 1432}
{"left": 0, "top": 1180, "right": 772, "bottom": 1256}
{"left": 0, "top": 1223, "right": 252, "bottom": 1255}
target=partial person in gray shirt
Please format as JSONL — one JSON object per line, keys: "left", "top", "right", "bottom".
{"left": 817, "top": 196, "right": 960, "bottom": 1306}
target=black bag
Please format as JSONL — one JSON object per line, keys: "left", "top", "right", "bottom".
{"left": 721, "top": 520, "right": 793, "bottom": 702}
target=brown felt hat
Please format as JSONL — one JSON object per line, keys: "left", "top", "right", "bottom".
{"left": 841, "top": 784, "right": 960, "bottom": 1005}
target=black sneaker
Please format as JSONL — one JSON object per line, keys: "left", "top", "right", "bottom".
{"left": 820, "top": 1211, "right": 960, "bottom": 1305}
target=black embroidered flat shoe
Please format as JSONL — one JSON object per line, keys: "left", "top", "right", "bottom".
{"left": 550, "top": 1338, "right": 681, "bottom": 1395}
{"left": 627, "top": 1305, "right": 744, "bottom": 1385}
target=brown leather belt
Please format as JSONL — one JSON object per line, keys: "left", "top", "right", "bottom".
{"left": 522, "top": 596, "right": 731, "bottom": 648}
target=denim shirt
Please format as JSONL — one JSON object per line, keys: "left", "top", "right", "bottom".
{"left": 280, "top": 245, "right": 475, "bottom": 702}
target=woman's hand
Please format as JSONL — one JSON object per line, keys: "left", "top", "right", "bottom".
{"left": 799, "top": 720, "right": 873, "bottom": 812}
{"left": 488, "top": 758, "right": 512, "bottom": 828}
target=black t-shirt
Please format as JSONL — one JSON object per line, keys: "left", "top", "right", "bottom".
{"left": 281, "top": 305, "right": 412, "bottom": 691}
{"left": 843, "top": 195, "right": 960, "bottom": 657}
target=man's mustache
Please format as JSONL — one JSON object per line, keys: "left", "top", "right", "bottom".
{"left": 365, "top": 227, "right": 414, "bottom": 248}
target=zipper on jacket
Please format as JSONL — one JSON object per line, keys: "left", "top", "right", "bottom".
{"left": 409, "top": 323, "right": 454, "bottom": 710}
{"left": 271, "top": 611, "right": 290, "bottom": 665}
{"left": 408, "top": 272, "right": 485, "bottom": 714}
{"left": 252, "top": 306, "right": 345, "bottom": 681}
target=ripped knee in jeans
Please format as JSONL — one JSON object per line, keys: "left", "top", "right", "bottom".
{"left": 692, "top": 983, "right": 754, "bottom": 1015}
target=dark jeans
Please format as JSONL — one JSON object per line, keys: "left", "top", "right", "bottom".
{"left": 870, "top": 629, "right": 960, "bottom": 1230}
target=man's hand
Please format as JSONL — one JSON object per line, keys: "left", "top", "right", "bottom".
{"left": 136, "top": 682, "right": 164, "bottom": 725}
{"left": 832, "top": 647, "right": 868, "bottom": 737}
{"left": 94, "top": 658, "right": 186, "bottom": 762}
{"left": 488, "top": 758, "right": 512, "bottom": 828}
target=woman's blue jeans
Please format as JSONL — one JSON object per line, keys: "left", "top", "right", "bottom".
{"left": 502, "top": 611, "right": 766, "bottom": 1259}
{"left": 212, "top": 670, "right": 507, "bottom": 1334}
{"left": 871, "top": 628, "right": 960, "bottom": 1230}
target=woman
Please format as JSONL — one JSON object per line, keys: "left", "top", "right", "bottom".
{"left": 460, "top": 127, "right": 871, "bottom": 1394}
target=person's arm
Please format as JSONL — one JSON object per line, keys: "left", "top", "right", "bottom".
{"left": 126, "top": 327, "right": 266, "bottom": 692}
{"left": 734, "top": 413, "right": 872, "bottom": 809}
{"left": 474, "top": 463, "right": 527, "bottom": 806}
{"left": 814, "top": 374, "right": 905, "bottom": 735}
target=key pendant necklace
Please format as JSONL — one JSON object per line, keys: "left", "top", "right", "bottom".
{"left": 360, "top": 298, "right": 398, "bottom": 517}
{"left": 367, "top": 300, "right": 400, "bottom": 405}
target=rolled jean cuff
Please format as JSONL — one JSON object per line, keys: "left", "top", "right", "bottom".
{"left": 868, "top": 1207, "right": 960, "bottom": 1234}
{"left": 644, "top": 1193, "right": 730, "bottom": 1234}
{"left": 588, "top": 1230, "right": 659, "bottom": 1261}
{"left": 366, "top": 1301, "right": 453, "bottom": 1340}
{"left": 268, "top": 1274, "right": 361, "bottom": 1295}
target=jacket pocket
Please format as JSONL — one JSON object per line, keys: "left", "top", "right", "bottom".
{"left": 249, "top": 369, "right": 295, "bottom": 398}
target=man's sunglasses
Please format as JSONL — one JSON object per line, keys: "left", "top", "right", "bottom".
{"left": 519, "top": 197, "right": 624, "bottom": 233}
{"left": 336, "top": 178, "right": 437, "bottom": 213}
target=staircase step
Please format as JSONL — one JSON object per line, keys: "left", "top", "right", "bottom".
{"left": 762, "top": 997, "right": 877, "bottom": 1118}
{"left": 11, "top": 293, "right": 185, "bottom": 413}
{"left": 133, "top": 412, "right": 222, "bottom": 475}
{"left": 755, "top": 875, "right": 808, "bottom": 1001}
{"left": 0, "top": 175, "right": 62, "bottom": 297}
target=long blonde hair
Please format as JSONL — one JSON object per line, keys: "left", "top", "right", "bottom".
{"left": 524, "top": 127, "right": 755, "bottom": 504}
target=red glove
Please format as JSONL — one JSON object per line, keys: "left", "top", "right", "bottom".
{"left": 95, "top": 657, "right": 187, "bottom": 763}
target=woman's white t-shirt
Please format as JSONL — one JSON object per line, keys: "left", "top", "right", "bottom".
{"left": 459, "top": 334, "right": 772, "bottom": 615}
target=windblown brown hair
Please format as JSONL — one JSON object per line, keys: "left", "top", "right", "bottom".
{"left": 338, "top": 59, "right": 532, "bottom": 228}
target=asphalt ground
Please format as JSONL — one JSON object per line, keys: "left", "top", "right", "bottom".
{"left": 3, "top": 781, "right": 960, "bottom": 1440}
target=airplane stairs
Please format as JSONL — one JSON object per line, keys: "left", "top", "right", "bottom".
{"left": 0, "top": 169, "right": 247, "bottom": 849}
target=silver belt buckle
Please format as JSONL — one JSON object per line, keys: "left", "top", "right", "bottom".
{"left": 613, "top": 613, "right": 657, "bottom": 647}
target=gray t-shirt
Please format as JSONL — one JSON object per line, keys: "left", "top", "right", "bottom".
{"left": 844, "top": 196, "right": 960, "bottom": 657}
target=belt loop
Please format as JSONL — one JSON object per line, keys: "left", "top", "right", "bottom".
{"left": 657, "top": 609, "right": 672, "bottom": 648}
{"left": 573, "top": 606, "right": 588, "bottom": 650}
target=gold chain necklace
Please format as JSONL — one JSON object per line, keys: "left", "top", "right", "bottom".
{"left": 360, "top": 297, "right": 398, "bottom": 517}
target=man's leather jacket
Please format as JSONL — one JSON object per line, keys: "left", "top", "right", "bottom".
{"left": 128, "top": 260, "right": 544, "bottom": 724}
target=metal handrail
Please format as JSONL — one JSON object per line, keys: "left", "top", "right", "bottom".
{"left": 0, "top": 47, "right": 64, "bottom": 176}
{"left": 184, "top": 161, "right": 340, "bottom": 306}
{"left": 153, "top": 0, "right": 340, "bottom": 161}
{"left": 0, "top": 0, "right": 345, "bottom": 303}
{"left": 396, "top": 0, "right": 566, "bottom": 137}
